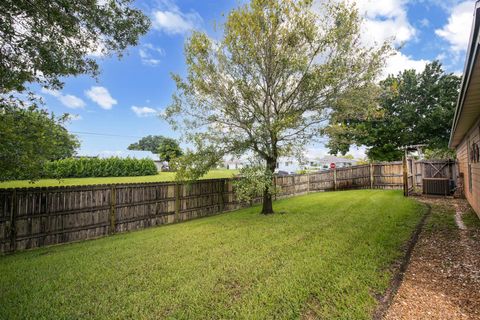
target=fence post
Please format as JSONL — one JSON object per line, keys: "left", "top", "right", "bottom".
{"left": 333, "top": 168, "right": 337, "bottom": 191}
{"left": 412, "top": 160, "right": 417, "bottom": 190}
{"left": 9, "top": 190, "right": 17, "bottom": 252}
{"left": 175, "top": 183, "right": 181, "bottom": 217}
{"left": 421, "top": 160, "right": 425, "bottom": 190}
{"left": 109, "top": 186, "right": 116, "bottom": 234}
{"left": 350, "top": 167, "right": 353, "bottom": 188}
{"left": 292, "top": 175, "right": 296, "bottom": 195}
{"left": 219, "top": 180, "right": 225, "bottom": 213}
{"left": 307, "top": 173, "right": 310, "bottom": 193}
{"left": 370, "top": 163, "right": 374, "bottom": 189}
{"left": 403, "top": 156, "right": 408, "bottom": 197}
{"left": 274, "top": 176, "right": 277, "bottom": 201}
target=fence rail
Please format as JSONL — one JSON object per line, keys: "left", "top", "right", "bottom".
{"left": 0, "top": 160, "right": 454, "bottom": 253}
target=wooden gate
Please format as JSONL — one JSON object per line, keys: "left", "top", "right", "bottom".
{"left": 421, "top": 160, "right": 456, "bottom": 179}
{"left": 403, "top": 159, "right": 456, "bottom": 196}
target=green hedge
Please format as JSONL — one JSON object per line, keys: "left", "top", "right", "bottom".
{"left": 43, "top": 157, "right": 158, "bottom": 178}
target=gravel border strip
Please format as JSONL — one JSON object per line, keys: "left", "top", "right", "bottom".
{"left": 372, "top": 203, "right": 432, "bottom": 320}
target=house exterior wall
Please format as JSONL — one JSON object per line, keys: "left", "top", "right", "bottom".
{"left": 223, "top": 162, "right": 245, "bottom": 170}
{"left": 456, "top": 117, "right": 480, "bottom": 217}
{"left": 153, "top": 161, "right": 163, "bottom": 172}
{"left": 275, "top": 157, "right": 305, "bottom": 173}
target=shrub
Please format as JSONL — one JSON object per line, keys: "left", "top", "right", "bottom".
{"left": 43, "top": 157, "right": 158, "bottom": 178}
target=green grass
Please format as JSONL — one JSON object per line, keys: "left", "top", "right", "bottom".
{"left": 0, "top": 169, "right": 239, "bottom": 189}
{"left": 463, "top": 209, "right": 480, "bottom": 229}
{"left": 0, "top": 190, "right": 424, "bottom": 319}
{"left": 424, "top": 204, "right": 457, "bottom": 232}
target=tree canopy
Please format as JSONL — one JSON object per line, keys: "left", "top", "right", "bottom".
{"left": 0, "top": 105, "right": 79, "bottom": 181}
{"left": 128, "top": 135, "right": 183, "bottom": 162}
{"left": 0, "top": 0, "right": 150, "bottom": 98}
{"left": 0, "top": 0, "right": 150, "bottom": 181}
{"left": 165, "top": 0, "right": 390, "bottom": 213}
{"left": 326, "top": 61, "right": 461, "bottom": 161}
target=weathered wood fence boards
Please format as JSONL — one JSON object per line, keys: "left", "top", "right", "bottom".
{"left": 0, "top": 160, "right": 454, "bottom": 253}
{"left": 0, "top": 180, "right": 246, "bottom": 253}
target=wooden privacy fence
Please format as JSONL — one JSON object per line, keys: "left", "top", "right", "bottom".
{"left": 0, "top": 160, "right": 450, "bottom": 253}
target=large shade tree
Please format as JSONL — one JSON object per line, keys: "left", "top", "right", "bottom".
{"left": 0, "top": 0, "right": 150, "bottom": 97}
{"left": 165, "top": 0, "right": 390, "bottom": 214}
{"left": 0, "top": 0, "right": 149, "bottom": 180}
{"left": 326, "top": 61, "right": 461, "bottom": 161}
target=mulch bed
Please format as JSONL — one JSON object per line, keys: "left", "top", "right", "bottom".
{"left": 384, "top": 197, "right": 480, "bottom": 320}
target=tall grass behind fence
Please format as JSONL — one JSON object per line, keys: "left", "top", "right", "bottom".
{"left": 0, "top": 160, "right": 438, "bottom": 253}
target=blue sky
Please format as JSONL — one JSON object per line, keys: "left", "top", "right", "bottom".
{"left": 38, "top": 0, "right": 476, "bottom": 159}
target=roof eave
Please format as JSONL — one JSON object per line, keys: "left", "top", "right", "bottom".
{"left": 449, "top": 0, "right": 480, "bottom": 148}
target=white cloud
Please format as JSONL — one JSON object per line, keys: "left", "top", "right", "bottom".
{"left": 97, "top": 0, "right": 108, "bottom": 7}
{"left": 85, "top": 86, "right": 117, "bottom": 110}
{"left": 349, "top": 0, "right": 417, "bottom": 46}
{"left": 418, "top": 0, "right": 465, "bottom": 11}
{"left": 305, "top": 146, "right": 328, "bottom": 159}
{"left": 419, "top": 18, "right": 430, "bottom": 27}
{"left": 435, "top": 52, "right": 447, "bottom": 61}
{"left": 67, "top": 114, "right": 82, "bottom": 121}
{"left": 139, "top": 49, "right": 160, "bottom": 65}
{"left": 383, "top": 51, "right": 429, "bottom": 78}
{"left": 41, "top": 88, "right": 85, "bottom": 109}
{"left": 305, "top": 144, "right": 367, "bottom": 160}
{"left": 139, "top": 43, "right": 165, "bottom": 66}
{"left": 59, "top": 94, "right": 86, "bottom": 109}
{"left": 131, "top": 106, "right": 159, "bottom": 117}
{"left": 152, "top": 1, "right": 202, "bottom": 35}
{"left": 435, "top": 1, "right": 474, "bottom": 52}
{"left": 347, "top": 146, "right": 368, "bottom": 159}
{"left": 87, "top": 41, "right": 107, "bottom": 58}
{"left": 41, "top": 88, "right": 61, "bottom": 97}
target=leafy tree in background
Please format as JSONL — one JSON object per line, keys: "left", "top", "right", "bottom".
{"left": 326, "top": 61, "right": 461, "bottom": 161}
{"left": 157, "top": 138, "right": 183, "bottom": 162}
{"left": 0, "top": 0, "right": 149, "bottom": 180}
{"left": 423, "top": 148, "right": 456, "bottom": 160}
{"left": 0, "top": 0, "right": 150, "bottom": 98}
{"left": 128, "top": 135, "right": 183, "bottom": 161}
{"left": 128, "top": 135, "right": 165, "bottom": 153}
{"left": 165, "top": 0, "right": 390, "bottom": 214}
{"left": 0, "top": 105, "right": 79, "bottom": 181}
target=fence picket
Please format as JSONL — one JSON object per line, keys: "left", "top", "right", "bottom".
{"left": 0, "top": 159, "right": 456, "bottom": 253}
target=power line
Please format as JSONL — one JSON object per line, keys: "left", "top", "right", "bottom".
{"left": 71, "top": 131, "right": 143, "bottom": 139}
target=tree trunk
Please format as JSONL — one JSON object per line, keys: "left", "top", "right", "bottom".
{"left": 261, "top": 158, "right": 276, "bottom": 214}
{"left": 261, "top": 188, "right": 274, "bottom": 214}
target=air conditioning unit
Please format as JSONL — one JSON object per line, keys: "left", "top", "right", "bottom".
{"left": 423, "top": 178, "right": 450, "bottom": 195}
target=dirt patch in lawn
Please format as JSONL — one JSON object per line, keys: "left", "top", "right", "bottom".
{"left": 384, "top": 197, "right": 480, "bottom": 320}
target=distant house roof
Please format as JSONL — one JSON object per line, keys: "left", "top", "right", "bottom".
{"left": 77, "top": 150, "right": 160, "bottom": 161}
{"left": 449, "top": 1, "right": 480, "bottom": 148}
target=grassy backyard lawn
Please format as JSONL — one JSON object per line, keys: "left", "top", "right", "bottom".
{"left": 0, "top": 169, "right": 239, "bottom": 189}
{"left": 0, "top": 190, "right": 424, "bottom": 319}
